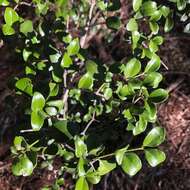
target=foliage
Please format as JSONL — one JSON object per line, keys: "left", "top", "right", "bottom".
{"left": 1, "top": 0, "right": 185, "bottom": 189}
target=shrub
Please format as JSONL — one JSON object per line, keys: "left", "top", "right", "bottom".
{"left": 1, "top": 0, "right": 186, "bottom": 189}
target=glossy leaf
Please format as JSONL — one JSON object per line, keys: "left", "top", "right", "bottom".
{"left": 133, "top": 115, "right": 147, "bottom": 135}
{"left": 143, "top": 127, "right": 166, "bottom": 147}
{"left": 86, "top": 172, "right": 101, "bottom": 185}
{"left": 115, "top": 146, "right": 128, "bottom": 165}
{"left": 127, "top": 18, "right": 138, "bottom": 31}
{"left": 144, "top": 54, "right": 160, "bottom": 73}
{"left": 49, "top": 82, "right": 59, "bottom": 97}
{"left": 53, "top": 120, "right": 72, "bottom": 139}
{"left": 97, "top": 160, "right": 116, "bottom": 176}
{"left": 103, "top": 88, "right": 113, "bottom": 100}
{"left": 86, "top": 60, "right": 98, "bottom": 75}
{"left": 133, "top": 0, "right": 142, "bottom": 12}
{"left": 164, "top": 14, "right": 174, "bottom": 32}
{"left": 20, "top": 20, "right": 33, "bottom": 35}
{"left": 31, "top": 111, "right": 45, "bottom": 131}
{"left": 145, "top": 148, "right": 166, "bottom": 167}
{"left": 67, "top": 38, "right": 80, "bottom": 55}
{"left": 121, "top": 153, "right": 142, "bottom": 176}
{"left": 61, "top": 52, "right": 73, "bottom": 68}
{"left": 4, "top": 7, "right": 19, "bottom": 26}
{"left": 12, "top": 155, "right": 34, "bottom": 176}
{"left": 75, "top": 177, "right": 89, "bottom": 190}
{"left": 160, "top": 6, "right": 170, "bottom": 17}
{"left": 75, "top": 136, "right": 88, "bottom": 158}
{"left": 149, "top": 21, "right": 159, "bottom": 34}
{"left": 177, "top": 0, "right": 186, "bottom": 11}
{"left": 143, "top": 72, "right": 163, "bottom": 88}
{"left": 31, "top": 92, "right": 45, "bottom": 111}
{"left": 124, "top": 58, "right": 141, "bottom": 78}
{"left": 15, "top": 78, "right": 33, "bottom": 96}
{"left": 2, "top": 24, "right": 15, "bottom": 35}
{"left": 149, "top": 88, "right": 168, "bottom": 103}
{"left": 78, "top": 73, "right": 93, "bottom": 90}
{"left": 141, "top": 1, "right": 157, "bottom": 16}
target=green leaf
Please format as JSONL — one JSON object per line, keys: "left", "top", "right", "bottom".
{"left": 45, "top": 107, "right": 57, "bottom": 116}
{"left": 20, "top": 20, "right": 33, "bottom": 35}
{"left": 121, "top": 153, "right": 142, "bottom": 176}
{"left": 103, "top": 88, "right": 113, "bottom": 100}
{"left": 149, "top": 21, "right": 159, "bottom": 34}
{"left": 127, "top": 122, "right": 135, "bottom": 131}
{"left": 152, "top": 36, "right": 164, "bottom": 45}
{"left": 133, "top": 0, "right": 142, "bottom": 12}
{"left": 124, "top": 58, "right": 141, "bottom": 78}
{"left": 164, "top": 14, "right": 174, "bottom": 32}
{"left": 118, "top": 84, "right": 135, "bottom": 98}
{"left": 53, "top": 120, "right": 72, "bottom": 139}
{"left": 86, "top": 172, "right": 101, "bottom": 185}
{"left": 141, "top": 1, "right": 157, "bottom": 16}
{"left": 97, "top": 160, "right": 116, "bottom": 176}
{"left": 61, "top": 52, "right": 73, "bottom": 68}
{"left": 12, "top": 155, "right": 34, "bottom": 176}
{"left": 14, "top": 136, "right": 23, "bottom": 151}
{"left": 49, "top": 82, "right": 59, "bottom": 97}
{"left": 145, "top": 148, "right": 166, "bottom": 167}
{"left": 143, "top": 127, "right": 166, "bottom": 147}
{"left": 122, "top": 109, "right": 133, "bottom": 120}
{"left": 15, "top": 78, "right": 33, "bottom": 96}
{"left": 23, "top": 49, "right": 32, "bottom": 62}
{"left": 133, "top": 115, "right": 148, "bottom": 135}
{"left": 86, "top": 60, "right": 98, "bottom": 75}
{"left": 106, "top": 16, "right": 121, "bottom": 30}
{"left": 31, "top": 111, "right": 45, "bottom": 131}
{"left": 77, "top": 158, "right": 86, "bottom": 177}
{"left": 75, "top": 136, "right": 88, "bottom": 158}
{"left": 144, "top": 54, "right": 160, "bottom": 73}
{"left": 150, "top": 10, "right": 162, "bottom": 21}
{"left": 49, "top": 53, "right": 61, "bottom": 63}
{"left": 177, "top": 0, "right": 186, "bottom": 11}
{"left": 2, "top": 24, "right": 15, "bottom": 35}
{"left": 25, "top": 66, "right": 36, "bottom": 75}
{"left": 75, "top": 177, "right": 89, "bottom": 190}
{"left": 143, "top": 72, "right": 163, "bottom": 88}
{"left": 149, "top": 40, "right": 158, "bottom": 53}
{"left": 144, "top": 101, "right": 157, "bottom": 122}
{"left": 31, "top": 92, "right": 45, "bottom": 111}
{"left": 0, "top": 0, "right": 9, "bottom": 6}
{"left": 67, "top": 38, "right": 80, "bottom": 55}
{"left": 78, "top": 73, "right": 93, "bottom": 90}
{"left": 149, "top": 88, "right": 168, "bottom": 103}
{"left": 115, "top": 146, "right": 128, "bottom": 165}
{"left": 132, "top": 31, "right": 140, "bottom": 50}
{"left": 160, "top": 6, "right": 170, "bottom": 17}
{"left": 126, "top": 18, "right": 138, "bottom": 31}
{"left": 46, "top": 100, "right": 63, "bottom": 112}
{"left": 4, "top": 7, "right": 19, "bottom": 26}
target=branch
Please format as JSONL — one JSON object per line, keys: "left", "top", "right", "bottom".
{"left": 80, "top": 0, "right": 96, "bottom": 48}
{"left": 81, "top": 111, "right": 96, "bottom": 136}
{"left": 63, "top": 70, "right": 69, "bottom": 119}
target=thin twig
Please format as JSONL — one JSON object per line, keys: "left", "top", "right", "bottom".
{"left": 20, "top": 129, "right": 34, "bottom": 133}
{"left": 63, "top": 70, "right": 69, "bottom": 119}
{"left": 14, "top": 2, "right": 35, "bottom": 10}
{"left": 81, "top": 111, "right": 96, "bottom": 135}
{"left": 80, "top": 0, "right": 96, "bottom": 48}
{"left": 161, "top": 60, "right": 169, "bottom": 70}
